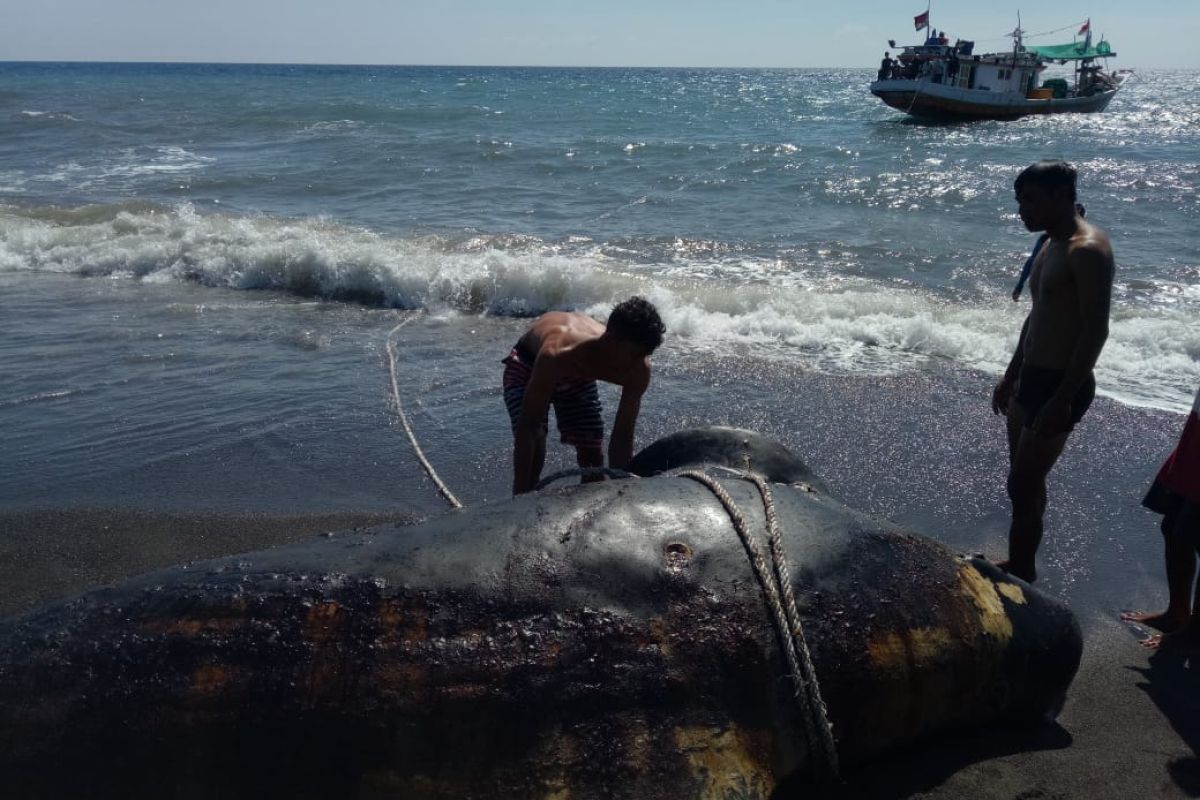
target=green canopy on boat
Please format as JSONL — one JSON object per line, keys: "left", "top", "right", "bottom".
{"left": 1025, "top": 40, "right": 1115, "bottom": 60}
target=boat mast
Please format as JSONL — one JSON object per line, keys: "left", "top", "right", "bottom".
{"left": 1009, "top": 13, "right": 1024, "bottom": 70}
{"left": 1074, "top": 18, "right": 1092, "bottom": 92}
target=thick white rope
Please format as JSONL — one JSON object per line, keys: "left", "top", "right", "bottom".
{"left": 678, "top": 469, "right": 840, "bottom": 783}
{"left": 385, "top": 312, "right": 464, "bottom": 509}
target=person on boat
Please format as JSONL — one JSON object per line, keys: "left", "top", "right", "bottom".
{"left": 503, "top": 297, "right": 665, "bottom": 495}
{"left": 878, "top": 52, "right": 893, "bottom": 81}
{"left": 991, "top": 161, "right": 1115, "bottom": 583}
{"left": 930, "top": 59, "right": 947, "bottom": 84}
{"left": 1121, "top": 384, "right": 1200, "bottom": 653}
{"left": 938, "top": 31, "right": 949, "bottom": 46}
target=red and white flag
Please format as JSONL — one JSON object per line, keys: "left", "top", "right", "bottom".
{"left": 914, "top": 11, "right": 929, "bottom": 31}
{"left": 1078, "top": 20, "right": 1090, "bottom": 35}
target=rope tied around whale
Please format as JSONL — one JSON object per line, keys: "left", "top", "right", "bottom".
{"left": 534, "top": 467, "right": 637, "bottom": 490}
{"left": 679, "top": 469, "right": 841, "bottom": 783}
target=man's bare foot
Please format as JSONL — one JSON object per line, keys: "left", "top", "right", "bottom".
{"left": 1120, "top": 609, "right": 1189, "bottom": 634}
{"left": 993, "top": 559, "right": 1036, "bottom": 583}
{"left": 1140, "top": 627, "right": 1200, "bottom": 655}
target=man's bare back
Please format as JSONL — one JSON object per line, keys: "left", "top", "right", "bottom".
{"left": 516, "top": 312, "right": 648, "bottom": 388}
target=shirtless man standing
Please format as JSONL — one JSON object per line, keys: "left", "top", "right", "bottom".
{"left": 503, "top": 297, "right": 665, "bottom": 495}
{"left": 991, "top": 160, "right": 1115, "bottom": 582}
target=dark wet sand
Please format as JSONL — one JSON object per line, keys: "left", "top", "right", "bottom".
{"left": 0, "top": 508, "right": 418, "bottom": 619}
{"left": 1, "top": 505, "right": 1196, "bottom": 799}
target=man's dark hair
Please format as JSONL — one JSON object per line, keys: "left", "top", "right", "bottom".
{"left": 606, "top": 296, "right": 665, "bottom": 353}
{"left": 1014, "top": 160, "right": 1078, "bottom": 202}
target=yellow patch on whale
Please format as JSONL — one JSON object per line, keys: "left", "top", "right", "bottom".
{"left": 145, "top": 617, "right": 244, "bottom": 636}
{"left": 867, "top": 627, "right": 954, "bottom": 670}
{"left": 191, "top": 663, "right": 233, "bottom": 697}
{"left": 996, "top": 582, "right": 1027, "bottom": 605}
{"left": 958, "top": 563, "right": 1013, "bottom": 641}
{"left": 672, "top": 725, "right": 774, "bottom": 800}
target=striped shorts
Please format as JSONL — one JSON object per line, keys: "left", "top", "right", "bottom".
{"left": 502, "top": 348, "right": 604, "bottom": 449}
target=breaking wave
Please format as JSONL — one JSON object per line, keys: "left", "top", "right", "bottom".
{"left": 2, "top": 201, "right": 1196, "bottom": 413}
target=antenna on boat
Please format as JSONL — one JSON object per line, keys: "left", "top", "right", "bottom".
{"left": 1010, "top": 11, "right": 1025, "bottom": 51}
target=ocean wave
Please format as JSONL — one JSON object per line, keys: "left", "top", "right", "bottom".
{"left": 1, "top": 201, "right": 1196, "bottom": 413}
{"left": 10, "top": 147, "right": 214, "bottom": 193}
{"left": 20, "top": 110, "right": 82, "bottom": 123}
{"left": 0, "top": 389, "right": 78, "bottom": 409}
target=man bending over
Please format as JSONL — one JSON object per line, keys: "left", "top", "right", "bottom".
{"left": 504, "top": 297, "right": 665, "bottom": 495}
{"left": 991, "top": 160, "right": 1115, "bottom": 582}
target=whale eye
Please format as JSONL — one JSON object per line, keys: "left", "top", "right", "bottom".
{"left": 664, "top": 541, "right": 693, "bottom": 569}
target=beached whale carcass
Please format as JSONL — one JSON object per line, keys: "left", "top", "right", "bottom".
{"left": 0, "top": 428, "right": 1081, "bottom": 799}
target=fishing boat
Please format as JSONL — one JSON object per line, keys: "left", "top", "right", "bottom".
{"left": 870, "top": 15, "right": 1125, "bottom": 120}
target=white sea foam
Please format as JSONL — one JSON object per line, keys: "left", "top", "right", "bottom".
{"left": 19, "top": 147, "right": 214, "bottom": 191}
{"left": 1, "top": 203, "right": 1196, "bottom": 413}
{"left": 20, "top": 110, "right": 82, "bottom": 122}
{"left": 0, "top": 389, "right": 78, "bottom": 409}
{"left": 301, "top": 120, "right": 364, "bottom": 135}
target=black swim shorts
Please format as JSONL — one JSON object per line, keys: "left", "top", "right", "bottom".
{"left": 1015, "top": 366, "right": 1096, "bottom": 434}
{"left": 1144, "top": 480, "right": 1200, "bottom": 549}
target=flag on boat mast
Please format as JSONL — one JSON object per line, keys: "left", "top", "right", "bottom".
{"left": 914, "top": 10, "right": 930, "bottom": 31}
{"left": 1078, "top": 19, "right": 1090, "bottom": 35}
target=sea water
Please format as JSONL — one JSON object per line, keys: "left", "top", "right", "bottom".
{"left": 0, "top": 63, "right": 1196, "bottom": 593}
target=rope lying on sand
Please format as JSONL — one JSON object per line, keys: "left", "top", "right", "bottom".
{"left": 385, "top": 312, "right": 464, "bottom": 510}
{"left": 678, "top": 468, "right": 841, "bottom": 784}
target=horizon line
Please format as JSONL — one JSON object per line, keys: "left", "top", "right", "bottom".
{"left": 0, "top": 58, "right": 1174, "bottom": 71}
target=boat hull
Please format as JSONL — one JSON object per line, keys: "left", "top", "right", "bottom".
{"left": 870, "top": 79, "right": 1117, "bottom": 120}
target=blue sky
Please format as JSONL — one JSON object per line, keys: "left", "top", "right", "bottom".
{"left": 7, "top": 1, "right": 1196, "bottom": 69}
